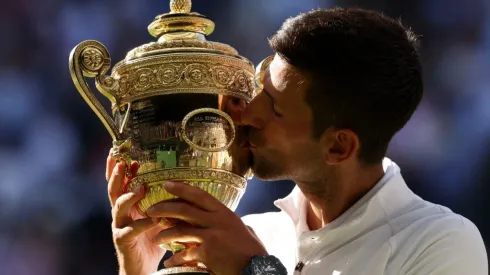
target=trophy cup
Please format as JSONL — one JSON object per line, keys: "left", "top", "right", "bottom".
{"left": 69, "top": 0, "right": 255, "bottom": 274}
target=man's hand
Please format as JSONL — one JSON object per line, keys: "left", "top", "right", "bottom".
{"left": 146, "top": 181, "right": 268, "bottom": 275}
{"left": 107, "top": 156, "right": 167, "bottom": 275}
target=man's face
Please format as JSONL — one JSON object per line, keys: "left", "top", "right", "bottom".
{"left": 242, "top": 54, "right": 325, "bottom": 181}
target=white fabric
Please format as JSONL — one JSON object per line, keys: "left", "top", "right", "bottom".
{"left": 242, "top": 158, "right": 488, "bottom": 275}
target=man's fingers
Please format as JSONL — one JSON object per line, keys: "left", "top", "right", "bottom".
{"left": 108, "top": 163, "right": 126, "bottom": 207}
{"left": 164, "top": 245, "right": 205, "bottom": 268}
{"left": 112, "top": 185, "right": 145, "bottom": 228}
{"left": 106, "top": 154, "right": 116, "bottom": 182}
{"left": 129, "top": 161, "right": 139, "bottom": 177}
{"left": 152, "top": 223, "right": 205, "bottom": 245}
{"left": 162, "top": 181, "right": 223, "bottom": 212}
{"left": 113, "top": 217, "right": 160, "bottom": 246}
{"left": 146, "top": 201, "right": 214, "bottom": 227}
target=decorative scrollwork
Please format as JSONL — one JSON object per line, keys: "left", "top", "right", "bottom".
{"left": 234, "top": 70, "right": 251, "bottom": 92}
{"left": 134, "top": 68, "right": 157, "bottom": 91}
{"left": 185, "top": 63, "right": 209, "bottom": 85}
{"left": 212, "top": 65, "right": 233, "bottom": 87}
{"left": 69, "top": 40, "right": 122, "bottom": 141}
{"left": 112, "top": 54, "right": 255, "bottom": 105}
{"left": 157, "top": 64, "right": 183, "bottom": 85}
{"left": 125, "top": 41, "right": 238, "bottom": 60}
{"left": 110, "top": 139, "right": 133, "bottom": 177}
{"left": 81, "top": 47, "right": 104, "bottom": 72}
{"left": 119, "top": 74, "right": 130, "bottom": 95}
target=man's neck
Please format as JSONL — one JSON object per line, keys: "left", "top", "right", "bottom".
{"left": 301, "top": 164, "right": 384, "bottom": 231}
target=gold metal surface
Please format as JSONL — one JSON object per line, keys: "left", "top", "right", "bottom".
{"left": 170, "top": 0, "right": 192, "bottom": 14}
{"left": 180, "top": 108, "right": 236, "bottom": 153}
{"left": 151, "top": 266, "right": 208, "bottom": 275}
{"left": 69, "top": 40, "right": 120, "bottom": 140}
{"left": 68, "top": 0, "right": 255, "bottom": 274}
{"left": 125, "top": 40, "right": 238, "bottom": 60}
{"left": 112, "top": 53, "right": 254, "bottom": 106}
{"left": 255, "top": 55, "right": 274, "bottom": 96}
{"left": 128, "top": 168, "right": 247, "bottom": 211}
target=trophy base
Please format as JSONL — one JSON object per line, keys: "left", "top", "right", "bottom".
{"left": 151, "top": 266, "right": 209, "bottom": 275}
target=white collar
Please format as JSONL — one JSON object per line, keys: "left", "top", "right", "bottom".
{"left": 273, "top": 158, "right": 415, "bottom": 241}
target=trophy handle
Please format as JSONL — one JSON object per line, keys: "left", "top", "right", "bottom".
{"left": 69, "top": 40, "right": 122, "bottom": 141}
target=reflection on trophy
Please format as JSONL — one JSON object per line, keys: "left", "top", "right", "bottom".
{"left": 68, "top": 0, "right": 255, "bottom": 274}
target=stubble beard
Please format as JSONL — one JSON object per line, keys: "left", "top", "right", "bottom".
{"left": 249, "top": 150, "right": 290, "bottom": 181}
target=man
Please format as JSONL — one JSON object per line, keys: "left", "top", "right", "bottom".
{"left": 106, "top": 7, "right": 488, "bottom": 275}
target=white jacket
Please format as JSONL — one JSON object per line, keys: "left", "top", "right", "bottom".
{"left": 242, "top": 158, "right": 487, "bottom": 274}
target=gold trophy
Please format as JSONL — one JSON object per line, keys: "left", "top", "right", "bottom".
{"left": 69, "top": 0, "right": 255, "bottom": 274}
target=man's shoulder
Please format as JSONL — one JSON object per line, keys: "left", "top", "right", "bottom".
{"left": 391, "top": 199, "right": 482, "bottom": 240}
{"left": 405, "top": 207, "right": 484, "bottom": 249}
{"left": 389, "top": 202, "right": 488, "bottom": 274}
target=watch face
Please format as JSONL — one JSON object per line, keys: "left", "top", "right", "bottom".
{"left": 251, "top": 255, "right": 287, "bottom": 275}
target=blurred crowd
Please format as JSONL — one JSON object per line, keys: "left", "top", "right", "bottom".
{"left": 0, "top": 0, "right": 489, "bottom": 274}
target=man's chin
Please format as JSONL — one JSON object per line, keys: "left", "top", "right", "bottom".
{"left": 250, "top": 160, "right": 287, "bottom": 182}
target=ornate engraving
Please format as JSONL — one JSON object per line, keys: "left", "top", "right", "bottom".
{"left": 157, "top": 64, "right": 183, "bottom": 85}
{"left": 234, "top": 70, "right": 251, "bottom": 92}
{"left": 110, "top": 139, "right": 133, "bottom": 177}
{"left": 81, "top": 48, "right": 104, "bottom": 72}
{"left": 112, "top": 54, "right": 255, "bottom": 105}
{"left": 134, "top": 68, "right": 157, "bottom": 91}
{"left": 70, "top": 40, "right": 122, "bottom": 140}
{"left": 148, "top": 12, "right": 215, "bottom": 37}
{"left": 185, "top": 63, "right": 209, "bottom": 85}
{"left": 152, "top": 266, "right": 208, "bottom": 275}
{"left": 128, "top": 168, "right": 247, "bottom": 190}
{"left": 212, "top": 65, "right": 233, "bottom": 87}
{"left": 125, "top": 41, "right": 238, "bottom": 60}
{"left": 119, "top": 74, "right": 130, "bottom": 94}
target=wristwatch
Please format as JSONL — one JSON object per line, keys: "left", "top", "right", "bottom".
{"left": 242, "top": 255, "right": 288, "bottom": 275}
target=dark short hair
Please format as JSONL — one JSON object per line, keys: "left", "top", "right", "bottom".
{"left": 269, "top": 7, "right": 423, "bottom": 164}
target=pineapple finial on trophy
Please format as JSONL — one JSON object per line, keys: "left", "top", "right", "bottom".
{"left": 170, "top": 0, "right": 191, "bottom": 14}
{"left": 147, "top": 0, "right": 215, "bottom": 39}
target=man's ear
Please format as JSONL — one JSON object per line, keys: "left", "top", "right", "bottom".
{"left": 320, "top": 128, "right": 359, "bottom": 165}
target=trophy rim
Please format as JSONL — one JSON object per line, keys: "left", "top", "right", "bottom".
{"left": 151, "top": 266, "right": 208, "bottom": 275}
{"left": 128, "top": 167, "right": 248, "bottom": 191}
{"left": 109, "top": 51, "right": 255, "bottom": 107}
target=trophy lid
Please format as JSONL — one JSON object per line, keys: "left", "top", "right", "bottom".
{"left": 110, "top": 0, "right": 255, "bottom": 107}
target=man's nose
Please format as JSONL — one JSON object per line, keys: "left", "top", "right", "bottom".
{"left": 241, "top": 92, "right": 268, "bottom": 129}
